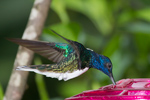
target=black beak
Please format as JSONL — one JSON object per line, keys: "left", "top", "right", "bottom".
{"left": 109, "top": 73, "right": 116, "bottom": 85}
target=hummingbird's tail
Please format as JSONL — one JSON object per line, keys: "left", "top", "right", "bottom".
{"left": 16, "top": 64, "right": 57, "bottom": 72}
{"left": 16, "top": 64, "right": 68, "bottom": 80}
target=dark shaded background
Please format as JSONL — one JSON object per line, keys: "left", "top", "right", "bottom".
{"left": 1, "top": 0, "right": 150, "bottom": 100}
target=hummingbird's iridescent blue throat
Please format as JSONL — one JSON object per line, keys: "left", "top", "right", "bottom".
{"left": 7, "top": 30, "right": 116, "bottom": 85}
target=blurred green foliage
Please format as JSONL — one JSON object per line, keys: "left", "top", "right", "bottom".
{"left": 0, "top": 83, "right": 4, "bottom": 100}
{"left": 1, "top": 0, "right": 150, "bottom": 100}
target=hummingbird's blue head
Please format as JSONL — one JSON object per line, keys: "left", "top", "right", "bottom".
{"left": 92, "top": 54, "right": 116, "bottom": 85}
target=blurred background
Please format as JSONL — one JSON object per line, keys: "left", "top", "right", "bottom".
{"left": 1, "top": 0, "right": 150, "bottom": 100}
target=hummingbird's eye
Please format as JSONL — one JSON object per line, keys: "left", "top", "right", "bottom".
{"left": 108, "top": 64, "right": 111, "bottom": 68}
{"left": 106, "top": 63, "right": 112, "bottom": 69}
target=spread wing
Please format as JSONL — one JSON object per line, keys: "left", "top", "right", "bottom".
{"left": 7, "top": 38, "right": 74, "bottom": 63}
{"left": 7, "top": 30, "right": 83, "bottom": 69}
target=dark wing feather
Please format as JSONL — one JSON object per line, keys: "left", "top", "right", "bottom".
{"left": 7, "top": 38, "right": 66, "bottom": 63}
{"left": 7, "top": 30, "right": 83, "bottom": 69}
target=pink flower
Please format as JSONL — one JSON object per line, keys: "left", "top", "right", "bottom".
{"left": 66, "top": 79, "right": 150, "bottom": 100}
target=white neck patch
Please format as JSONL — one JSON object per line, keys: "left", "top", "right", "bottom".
{"left": 86, "top": 48, "right": 93, "bottom": 51}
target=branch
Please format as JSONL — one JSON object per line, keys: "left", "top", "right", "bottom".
{"left": 4, "top": 0, "right": 51, "bottom": 100}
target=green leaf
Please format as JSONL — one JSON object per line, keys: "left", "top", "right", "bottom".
{"left": 58, "top": 80, "right": 87, "bottom": 97}
{"left": 64, "top": 0, "right": 113, "bottom": 35}
{"left": 42, "top": 22, "right": 80, "bottom": 42}
{"left": 136, "top": 8, "right": 150, "bottom": 22}
{"left": 110, "top": 50, "right": 132, "bottom": 80}
{"left": 126, "top": 22, "right": 150, "bottom": 34}
{"left": 102, "top": 34, "right": 120, "bottom": 56}
{"left": 51, "top": 0, "right": 69, "bottom": 23}
{"left": 134, "top": 33, "right": 150, "bottom": 53}
{"left": 118, "top": 10, "right": 133, "bottom": 26}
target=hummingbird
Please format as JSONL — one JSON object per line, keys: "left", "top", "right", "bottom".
{"left": 7, "top": 30, "right": 116, "bottom": 85}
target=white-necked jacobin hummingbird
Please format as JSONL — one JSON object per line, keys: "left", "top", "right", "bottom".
{"left": 7, "top": 30, "right": 116, "bottom": 85}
